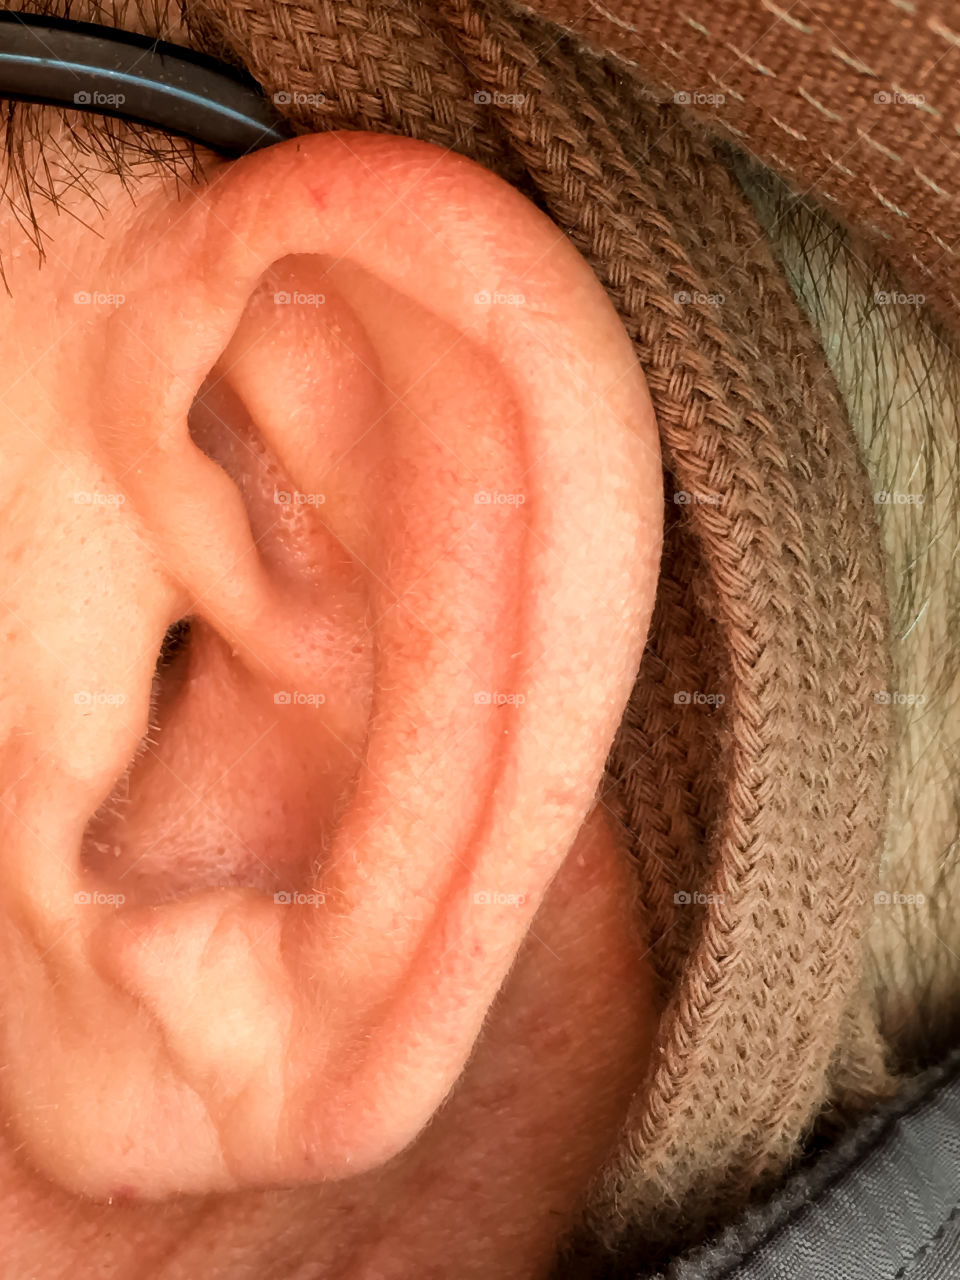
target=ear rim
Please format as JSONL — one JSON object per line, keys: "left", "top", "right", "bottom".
{"left": 1, "top": 129, "right": 664, "bottom": 1199}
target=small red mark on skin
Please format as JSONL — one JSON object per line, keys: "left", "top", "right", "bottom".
{"left": 107, "top": 1185, "right": 138, "bottom": 1203}
{"left": 307, "top": 185, "right": 327, "bottom": 211}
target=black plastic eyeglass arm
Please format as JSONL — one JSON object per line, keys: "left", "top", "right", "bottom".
{"left": 0, "top": 9, "right": 295, "bottom": 155}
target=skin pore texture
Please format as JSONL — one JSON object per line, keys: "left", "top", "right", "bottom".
{"left": 0, "top": 108, "right": 664, "bottom": 1280}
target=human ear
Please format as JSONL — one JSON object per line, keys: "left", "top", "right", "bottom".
{"left": 0, "top": 131, "right": 662, "bottom": 1200}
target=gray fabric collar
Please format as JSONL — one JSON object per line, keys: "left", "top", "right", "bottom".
{"left": 641, "top": 1044, "right": 960, "bottom": 1280}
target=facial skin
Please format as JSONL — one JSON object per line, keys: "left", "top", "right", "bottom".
{"left": 0, "top": 110, "right": 664, "bottom": 1279}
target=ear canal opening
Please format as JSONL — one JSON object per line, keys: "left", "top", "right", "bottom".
{"left": 157, "top": 617, "right": 192, "bottom": 669}
{"left": 146, "top": 615, "right": 193, "bottom": 739}
{"left": 79, "top": 615, "right": 195, "bottom": 872}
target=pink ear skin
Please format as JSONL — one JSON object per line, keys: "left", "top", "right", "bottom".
{"left": 0, "top": 130, "right": 663, "bottom": 1201}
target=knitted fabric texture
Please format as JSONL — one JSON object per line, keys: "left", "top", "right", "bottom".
{"left": 519, "top": 0, "right": 960, "bottom": 335}
{"left": 181, "top": 0, "right": 899, "bottom": 1261}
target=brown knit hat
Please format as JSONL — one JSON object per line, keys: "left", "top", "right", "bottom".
{"left": 179, "top": 0, "right": 899, "bottom": 1264}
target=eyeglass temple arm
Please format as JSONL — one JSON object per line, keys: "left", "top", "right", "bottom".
{"left": 0, "top": 9, "right": 295, "bottom": 156}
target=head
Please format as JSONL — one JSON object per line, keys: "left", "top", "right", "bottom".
{"left": 0, "top": 0, "right": 956, "bottom": 1276}
{"left": 0, "top": 0, "right": 664, "bottom": 1274}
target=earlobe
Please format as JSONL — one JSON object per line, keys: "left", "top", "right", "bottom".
{"left": 0, "top": 132, "right": 662, "bottom": 1199}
